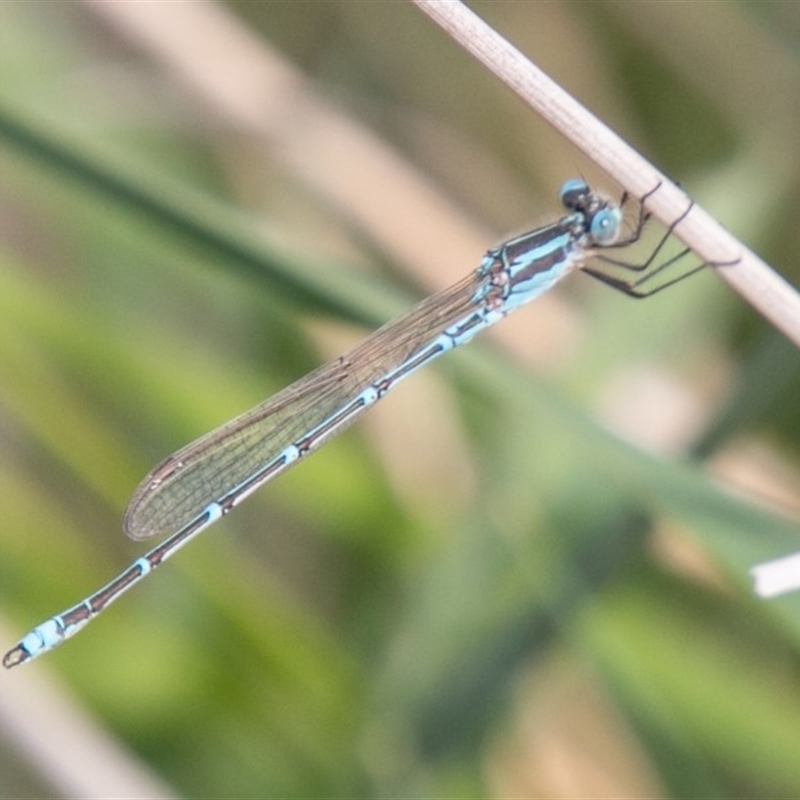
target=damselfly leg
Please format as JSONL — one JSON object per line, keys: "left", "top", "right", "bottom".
{"left": 582, "top": 185, "right": 734, "bottom": 298}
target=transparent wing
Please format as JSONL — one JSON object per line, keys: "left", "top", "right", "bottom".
{"left": 124, "top": 272, "right": 483, "bottom": 541}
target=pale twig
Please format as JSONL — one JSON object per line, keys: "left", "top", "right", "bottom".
{"left": 412, "top": 0, "right": 800, "bottom": 350}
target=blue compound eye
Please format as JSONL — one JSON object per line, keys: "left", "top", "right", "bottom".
{"left": 590, "top": 207, "right": 621, "bottom": 245}
{"left": 558, "top": 178, "right": 590, "bottom": 211}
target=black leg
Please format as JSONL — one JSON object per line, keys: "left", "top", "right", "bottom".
{"left": 602, "top": 180, "right": 661, "bottom": 250}
{"left": 582, "top": 184, "right": 738, "bottom": 298}
{"left": 596, "top": 196, "right": 694, "bottom": 274}
{"left": 582, "top": 260, "right": 709, "bottom": 299}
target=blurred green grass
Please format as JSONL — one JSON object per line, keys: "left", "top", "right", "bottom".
{"left": 2, "top": 2, "right": 800, "bottom": 798}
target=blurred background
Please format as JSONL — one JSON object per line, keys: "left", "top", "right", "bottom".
{"left": 2, "top": 1, "right": 800, "bottom": 797}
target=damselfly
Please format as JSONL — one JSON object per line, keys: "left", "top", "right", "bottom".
{"left": 4, "top": 179, "right": 703, "bottom": 667}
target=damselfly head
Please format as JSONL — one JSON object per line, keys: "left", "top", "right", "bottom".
{"left": 558, "top": 178, "right": 622, "bottom": 247}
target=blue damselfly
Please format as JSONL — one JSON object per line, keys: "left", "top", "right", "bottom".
{"left": 4, "top": 179, "right": 703, "bottom": 667}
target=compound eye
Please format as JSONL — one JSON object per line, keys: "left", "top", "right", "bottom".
{"left": 590, "top": 207, "right": 621, "bottom": 245}
{"left": 558, "top": 178, "right": 590, "bottom": 211}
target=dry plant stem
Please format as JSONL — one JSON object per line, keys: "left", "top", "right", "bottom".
{"left": 413, "top": 0, "right": 800, "bottom": 350}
